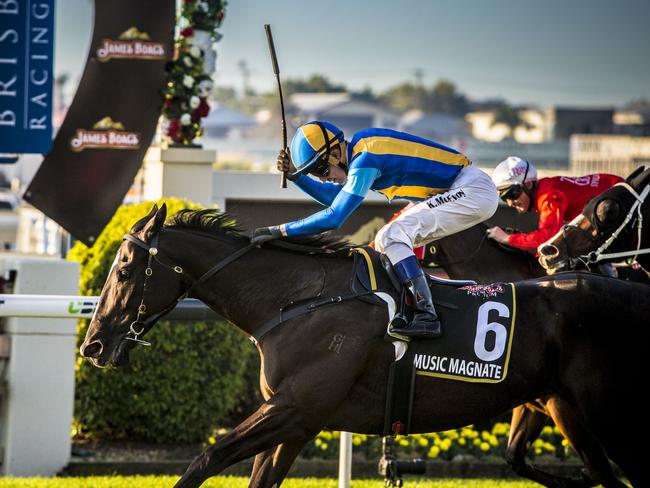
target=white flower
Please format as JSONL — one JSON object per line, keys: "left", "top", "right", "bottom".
{"left": 183, "top": 75, "right": 195, "bottom": 89}
{"left": 180, "top": 113, "right": 192, "bottom": 126}
{"left": 190, "top": 46, "right": 202, "bottom": 58}
{"left": 198, "top": 1, "right": 209, "bottom": 12}
{"left": 190, "top": 96, "right": 200, "bottom": 109}
{"left": 198, "top": 79, "right": 213, "bottom": 97}
{"left": 183, "top": 56, "right": 193, "bottom": 68}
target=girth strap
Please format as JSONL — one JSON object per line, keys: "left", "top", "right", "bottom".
{"left": 251, "top": 290, "right": 377, "bottom": 343}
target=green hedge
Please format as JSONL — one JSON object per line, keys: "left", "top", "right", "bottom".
{"left": 69, "top": 199, "right": 260, "bottom": 443}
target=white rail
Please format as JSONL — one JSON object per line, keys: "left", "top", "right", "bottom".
{"left": 0, "top": 294, "right": 219, "bottom": 320}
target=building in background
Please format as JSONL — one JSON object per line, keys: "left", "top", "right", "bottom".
{"left": 202, "top": 104, "right": 256, "bottom": 138}
{"left": 465, "top": 109, "right": 549, "bottom": 143}
{"left": 289, "top": 92, "right": 399, "bottom": 135}
{"left": 570, "top": 134, "right": 650, "bottom": 177}
{"left": 613, "top": 109, "right": 650, "bottom": 137}
{"left": 398, "top": 110, "right": 469, "bottom": 142}
{"left": 550, "top": 107, "right": 614, "bottom": 139}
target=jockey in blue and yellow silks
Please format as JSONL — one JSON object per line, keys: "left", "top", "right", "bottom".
{"left": 252, "top": 121, "right": 499, "bottom": 339}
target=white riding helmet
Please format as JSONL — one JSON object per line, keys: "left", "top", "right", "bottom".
{"left": 491, "top": 157, "right": 538, "bottom": 193}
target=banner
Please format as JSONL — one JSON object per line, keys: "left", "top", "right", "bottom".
{"left": 24, "top": 0, "right": 175, "bottom": 245}
{"left": 0, "top": 0, "right": 55, "bottom": 154}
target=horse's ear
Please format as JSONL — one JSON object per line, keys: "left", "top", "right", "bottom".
{"left": 130, "top": 204, "right": 159, "bottom": 234}
{"left": 140, "top": 203, "right": 167, "bottom": 241}
{"left": 626, "top": 166, "right": 645, "bottom": 182}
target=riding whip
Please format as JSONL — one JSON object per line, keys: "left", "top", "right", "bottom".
{"left": 264, "top": 24, "right": 288, "bottom": 188}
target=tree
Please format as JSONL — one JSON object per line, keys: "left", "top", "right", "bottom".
{"left": 351, "top": 85, "right": 378, "bottom": 104}
{"left": 283, "top": 74, "right": 346, "bottom": 94}
{"left": 491, "top": 104, "right": 531, "bottom": 136}
{"left": 379, "top": 82, "right": 428, "bottom": 113}
{"left": 428, "top": 79, "right": 469, "bottom": 115}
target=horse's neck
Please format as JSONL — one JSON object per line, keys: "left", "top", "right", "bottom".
{"left": 162, "top": 232, "right": 329, "bottom": 336}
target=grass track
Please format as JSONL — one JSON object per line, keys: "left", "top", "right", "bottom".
{"left": 0, "top": 477, "right": 547, "bottom": 487}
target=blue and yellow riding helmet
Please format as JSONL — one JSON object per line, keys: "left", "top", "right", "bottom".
{"left": 290, "top": 121, "right": 347, "bottom": 177}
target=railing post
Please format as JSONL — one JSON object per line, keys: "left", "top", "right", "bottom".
{"left": 338, "top": 431, "right": 352, "bottom": 488}
{"left": 0, "top": 256, "right": 79, "bottom": 476}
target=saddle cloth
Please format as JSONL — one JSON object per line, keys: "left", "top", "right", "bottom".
{"left": 350, "top": 247, "right": 517, "bottom": 384}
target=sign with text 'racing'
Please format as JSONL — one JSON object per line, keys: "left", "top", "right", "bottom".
{"left": 0, "top": 0, "right": 55, "bottom": 154}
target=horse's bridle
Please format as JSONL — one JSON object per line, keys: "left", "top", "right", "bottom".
{"left": 580, "top": 182, "right": 650, "bottom": 264}
{"left": 121, "top": 233, "right": 256, "bottom": 347}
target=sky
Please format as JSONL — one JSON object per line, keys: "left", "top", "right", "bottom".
{"left": 56, "top": 0, "right": 650, "bottom": 108}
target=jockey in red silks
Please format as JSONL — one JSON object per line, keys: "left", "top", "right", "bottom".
{"left": 486, "top": 157, "right": 622, "bottom": 252}
{"left": 253, "top": 121, "right": 499, "bottom": 339}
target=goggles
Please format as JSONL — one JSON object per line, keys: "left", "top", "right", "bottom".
{"left": 500, "top": 185, "right": 524, "bottom": 202}
{"left": 309, "top": 156, "right": 331, "bottom": 177}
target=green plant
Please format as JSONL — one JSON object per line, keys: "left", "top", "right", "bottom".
{"left": 70, "top": 199, "right": 259, "bottom": 443}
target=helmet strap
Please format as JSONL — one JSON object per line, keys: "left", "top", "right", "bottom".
{"left": 518, "top": 161, "right": 535, "bottom": 212}
{"left": 315, "top": 122, "right": 347, "bottom": 173}
{"left": 523, "top": 180, "right": 536, "bottom": 212}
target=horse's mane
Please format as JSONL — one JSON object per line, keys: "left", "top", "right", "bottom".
{"left": 167, "top": 208, "right": 352, "bottom": 255}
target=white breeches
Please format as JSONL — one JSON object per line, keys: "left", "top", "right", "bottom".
{"left": 374, "top": 165, "right": 499, "bottom": 264}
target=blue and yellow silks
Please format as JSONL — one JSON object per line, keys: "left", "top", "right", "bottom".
{"left": 284, "top": 128, "right": 470, "bottom": 236}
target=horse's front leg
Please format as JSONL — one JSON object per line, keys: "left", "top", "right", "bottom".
{"left": 173, "top": 397, "right": 319, "bottom": 488}
{"left": 248, "top": 441, "right": 307, "bottom": 488}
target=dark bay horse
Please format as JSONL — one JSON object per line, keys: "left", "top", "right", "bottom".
{"left": 431, "top": 223, "right": 624, "bottom": 487}
{"left": 428, "top": 221, "right": 546, "bottom": 282}
{"left": 539, "top": 167, "right": 650, "bottom": 275}
{"left": 80, "top": 205, "right": 647, "bottom": 488}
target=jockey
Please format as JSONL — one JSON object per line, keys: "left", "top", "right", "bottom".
{"left": 252, "top": 121, "right": 499, "bottom": 339}
{"left": 487, "top": 156, "right": 623, "bottom": 251}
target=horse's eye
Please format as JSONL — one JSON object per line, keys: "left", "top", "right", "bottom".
{"left": 118, "top": 268, "right": 130, "bottom": 280}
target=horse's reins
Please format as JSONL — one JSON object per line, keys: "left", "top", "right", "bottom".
{"left": 121, "top": 233, "right": 256, "bottom": 346}
{"left": 119, "top": 231, "right": 346, "bottom": 347}
{"left": 584, "top": 182, "right": 650, "bottom": 264}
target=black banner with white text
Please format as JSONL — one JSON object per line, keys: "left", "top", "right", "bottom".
{"left": 24, "top": 0, "right": 175, "bottom": 245}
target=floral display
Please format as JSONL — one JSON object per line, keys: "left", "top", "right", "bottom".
{"left": 298, "top": 423, "right": 572, "bottom": 462}
{"left": 161, "top": 0, "right": 227, "bottom": 146}
{"left": 208, "top": 423, "right": 573, "bottom": 463}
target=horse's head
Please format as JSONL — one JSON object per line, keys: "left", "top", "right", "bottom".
{"left": 539, "top": 167, "right": 650, "bottom": 273}
{"left": 79, "top": 204, "right": 188, "bottom": 367}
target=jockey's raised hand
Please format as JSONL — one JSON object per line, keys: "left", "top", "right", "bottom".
{"left": 277, "top": 148, "right": 299, "bottom": 181}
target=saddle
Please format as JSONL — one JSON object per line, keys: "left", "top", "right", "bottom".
{"left": 350, "top": 246, "right": 477, "bottom": 307}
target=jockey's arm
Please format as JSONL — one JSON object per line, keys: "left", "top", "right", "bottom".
{"left": 507, "top": 190, "right": 568, "bottom": 251}
{"left": 292, "top": 174, "right": 343, "bottom": 206}
{"left": 281, "top": 167, "right": 380, "bottom": 237}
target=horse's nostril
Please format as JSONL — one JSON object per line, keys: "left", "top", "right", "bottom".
{"left": 540, "top": 245, "right": 559, "bottom": 257}
{"left": 81, "top": 340, "right": 103, "bottom": 358}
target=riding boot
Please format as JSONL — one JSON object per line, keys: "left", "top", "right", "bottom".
{"left": 390, "top": 272, "right": 442, "bottom": 339}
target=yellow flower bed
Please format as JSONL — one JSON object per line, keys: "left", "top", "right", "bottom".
{"left": 301, "top": 423, "right": 570, "bottom": 462}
